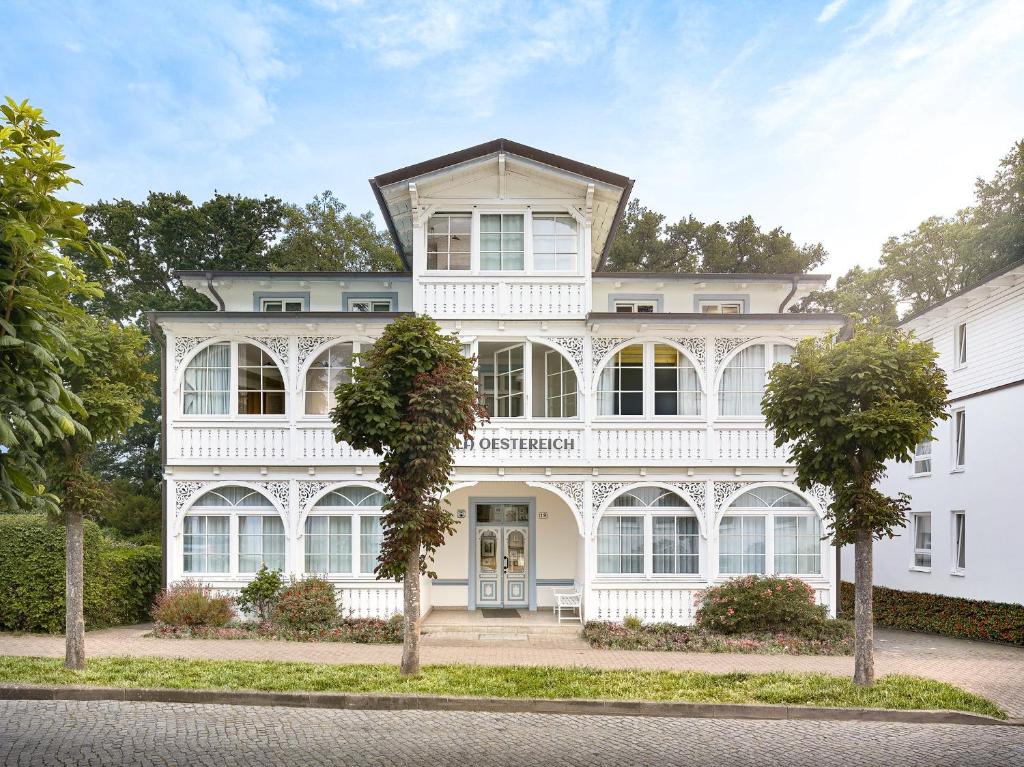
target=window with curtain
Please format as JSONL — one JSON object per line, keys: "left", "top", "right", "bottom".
{"left": 183, "top": 516, "right": 229, "bottom": 573}
{"left": 773, "top": 516, "right": 822, "bottom": 575}
{"left": 913, "top": 440, "right": 933, "bottom": 474}
{"left": 305, "top": 342, "right": 354, "bottom": 415}
{"left": 183, "top": 342, "right": 230, "bottom": 415}
{"left": 598, "top": 343, "right": 702, "bottom": 418}
{"left": 360, "top": 516, "right": 384, "bottom": 574}
{"left": 304, "top": 516, "right": 352, "bottom": 574}
{"left": 597, "top": 344, "right": 645, "bottom": 416}
{"left": 426, "top": 213, "right": 471, "bottom": 270}
{"left": 653, "top": 516, "right": 699, "bottom": 574}
{"left": 183, "top": 486, "right": 278, "bottom": 575}
{"left": 718, "top": 343, "right": 793, "bottom": 417}
{"left": 237, "top": 343, "right": 285, "bottom": 415}
{"left": 912, "top": 513, "right": 932, "bottom": 568}
{"left": 720, "top": 487, "right": 818, "bottom": 577}
{"left": 305, "top": 487, "right": 386, "bottom": 577}
{"left": 654, "top": 344, "right": 702, "bottom": 416}
{"left": 480, "top": 213, "right": 524, "bottom": 270}
{"left": 597, "top": 516, "right": 644, "bottom": 574}
{"left": 544, "top": 349, "right": 577, "bottom": 417}
{"left": 238, "top": 515, "right": 286, "bottom": 573}
{"left": 532, "top": 214, "right": 577, "bottom": 271}
{"left": 718, "top": 516, "right": 766, "bottom": 574}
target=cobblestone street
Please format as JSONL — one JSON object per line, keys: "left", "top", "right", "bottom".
{"left": 1, "top": 699, "right": 1022, "bottom": 767}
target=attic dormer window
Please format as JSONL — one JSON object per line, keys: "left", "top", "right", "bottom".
{"left": 427, "top": 213, "right": 471, "bottom": 270}
{"left": 480, "top": 214, "right": 524, "bottom": 270}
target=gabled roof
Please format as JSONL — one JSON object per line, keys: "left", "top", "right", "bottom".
{"left": 370, "top": 138, "right": 634, "bottom": 270}
{"left": 900, "top": 257, "right": 1024, "bottom": 325}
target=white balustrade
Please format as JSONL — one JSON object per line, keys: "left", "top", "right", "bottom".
{"left": 419, "top": 277, "right": 587, "bottom": 318}
{"left": 592, "top": 426, "right": 705, "bottom": 463}
{"left": 590, "top": 584, "right": 702, "bottom": 624}
{"left": 714, "top": 427, "right": 789, "bottom": 463}
{"left": 338, "top": 585, "right": 403, "bottom": 618}
{"left": 174, "top": 424, "right": 290, "bottom": 462}
{"left": 296, "top": 425, "right": 375, "bottom": 462}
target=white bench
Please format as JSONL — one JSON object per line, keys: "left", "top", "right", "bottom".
{"left": 553, "top": 588, "right": 582, "bottom": 624}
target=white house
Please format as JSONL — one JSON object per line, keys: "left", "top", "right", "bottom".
{"left": 842, "top": 258, "right": 1024, "bottom": 606}
{"left": 152, "top": 139, "right": 845, "bottom": 623}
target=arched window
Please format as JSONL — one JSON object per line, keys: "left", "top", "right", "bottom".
{"left": 182, "top": 341, "right": 285, "bottom": 416}
{"left": 597, "top": 487, "right": 699, "bottom": 576}
{"left": 597, "top": 343, "right": 702, "bottom": 417}
{"left": 183, "top": 486, "right": 284, "bottom": 574}
{"left": 305, "top": 342, "right": 357, "bottom": 415}
{"left": 718, "top": 486, "right": 822, "bottom": 577}
{"left": 718, "top": 342, "right": 793, "bottom": 417}
{"left": 473, "top": 340, "right": 579, "bottom": 418}
{"left": 304, "top": 486, "right": 386, "bottom": 576}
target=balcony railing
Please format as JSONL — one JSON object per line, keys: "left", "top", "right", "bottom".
{"left": 168, "top": 420, "right": 791, "bottom": 466}
{"left": 418, "top": 276, "right": 587, "bottom": 318}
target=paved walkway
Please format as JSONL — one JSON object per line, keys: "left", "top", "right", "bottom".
{"left": 3, "top": 700, "right": 1023, "bottom": 766}
{"left": 2, "top": 626, "right": 1023, "bottom": 718}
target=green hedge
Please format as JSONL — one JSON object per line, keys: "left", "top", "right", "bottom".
{"left": 0, "top": 514, "right": 162, "bottom": 633}
{"left": 840, "top": 581, "right": 1024, "bottom": 646}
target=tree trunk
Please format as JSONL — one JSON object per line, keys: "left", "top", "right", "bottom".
{"left": 400, "top": 543, "right": 421, "bottom": 677}
{"left": 65, "top": 507, "right": 86, "bottom": 670}
{"left": 852, "top": 529, "right": 874, "bottom": 686}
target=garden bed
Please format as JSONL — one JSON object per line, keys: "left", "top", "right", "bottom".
{"left": 583, "top": 620, "right": 853, "bottom": 655}
{"left": 152, "top": 616, "right": 402, "bottom": 644}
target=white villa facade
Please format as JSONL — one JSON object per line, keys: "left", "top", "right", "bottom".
{"left": 153, "top": 139, "right": 845, "bottom": 623}
{"left": 842, "top": 258, "right": 1024, "bottom": 606}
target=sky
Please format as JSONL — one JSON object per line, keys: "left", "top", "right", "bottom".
{"left": 4, "top": 0, "right": 1023, "bottom": 280}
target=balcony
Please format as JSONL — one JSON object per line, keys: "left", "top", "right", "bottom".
{"left": 417, "top": 275, "right": 587, "bottom": 318}
{"left": 168, "top": 420, "right": 790, "bottom": 467}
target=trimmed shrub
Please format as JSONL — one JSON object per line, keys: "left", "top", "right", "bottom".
{"left": 695, "top": 575, "right": 828, "bottom": 635}
{"left": 583, "top": 620, "right": 853, "bottom": 655}
{"left": 840, "top": 581, "right": 1024, "bottom": 645}
{"left": 0, "top": 514, "right": 161, "bottom": 633}
{"left": 236, "top": 565, "right": 283, "bottom": 622}
{"left": 273, "top": 576, "right": 338, "bottom": 630}
{"left": 152, "top": 582, "right": 233, "bottom": 628}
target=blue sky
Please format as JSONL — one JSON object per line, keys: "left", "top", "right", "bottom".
{"left": 4, "top": 0, "right": 1023, "bottom": 278}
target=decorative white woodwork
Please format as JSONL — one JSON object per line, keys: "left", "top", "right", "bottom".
{"left": 418, "top": 277, "right": 587, "bottom": 318}
{"left": 338, "top": 584, "right": 404, "bottom": 619}
{"left": 591, "top": 425, "right": 705, "bottom": 463}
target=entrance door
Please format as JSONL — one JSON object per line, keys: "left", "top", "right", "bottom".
{"left": 474, "top": 503, "right": 530, "bottom": 608}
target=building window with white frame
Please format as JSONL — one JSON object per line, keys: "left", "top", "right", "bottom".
{"left": 598, "top": 488, "right": 700, "bottom": 577}
{"left": 544, "top": 349, "right": 577, "bottom": 418}
{"left": 303, "top": 487, "right": 385, "bottom": 576}
{"left": 913, "top": 440, "right": 932, "bottom": 475}
{"left": 718, "top": 343, "right": 794, "bottom": 417}
{"left": 305, "top": 342, "right": 355, "bottom": 415}
{"left": 951, "top": 511, "right": 966, "bottom": 574}
{"left": 182, "top": 341, "right": 285, "bottom": 417}
{"left": 699, "top": 301, "right": 743, "bottom": 314}
{"left": 911, "top": 512, "right": 932, "bottom": 569}
{"left": 346, "top": 297, "right": 392, "bottom": 312}
{"left": 532, "top": 214, "right": 577, "bottom": 271}
{"left": 653, "top": 516, "right": 699, "bottom": 575}
{"left": 480, "top": 213, "right": 524, "bottom": 270}
{"left": 260, "top": 297, "right": 305, "bottom": 312}
{"left": 954, "top": 322, "right": 967, "bottom": 368}
{"left": 597, "top": 516, "right": 644, "bottom": 574}
{"left": 613, "top": 300, "right": 657, "bottom": 313}
{"left": 719, "top": 487, "right": 821, "bottom": 577}
{"left": 597, "top": 343, "right": 702, "bottom": 417}
{"left": 952, "top": 408, "right": 966, "bottom": 469}
{"left": 426, "top": 213, "right": 471, "bottom": 270}
{"left": 182, "top": 486, "right": 282, "bottom": 575}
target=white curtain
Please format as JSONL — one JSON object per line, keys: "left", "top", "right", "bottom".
{"left": 305, "top": 515, "right": 352, "bottom": 574}
{"left": 774, "top": 515, "right": 821, "bottom": 575}
{"left": 360, "top": 516, "right": 384, "bottom": 574}
{"left": 183, "top": 516, "right": 228, "bottom": 573}
{"left": 183, "top": 343, "right": 230, "bottom": 415}
{"left": 719, "top": 516, "right": 765, "bottom": 574}
{"left": 718, "top": 345, "right": 766, "bottom": 416}
{"left": 597, "top": 516, "right": 643, "bottom": 574}
{"left": 238, "top": 515, "right": 285, "bottom": 573}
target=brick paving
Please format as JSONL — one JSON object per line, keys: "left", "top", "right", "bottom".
{"left": 2, "top": 699, "right": 1022, "bottom": 766}
{"left": 2, "top": 625, "right": 1023, "bottom": 718}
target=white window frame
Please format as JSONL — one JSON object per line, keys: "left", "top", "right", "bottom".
{"left": 912, "top": 439, "right": 933, "bottom": 477}
{"left": 596, "top": 342, "right": 704, "bottom": 421}
{"left": 910, "top": 512, "right": 932, "bottom": 572}
{"left": 543, "top": 348, "right": 578, "bottom": 418}
{"left": 613, "top": 301, "right": 658, "bottom": 313}
{"left": 180, "top": 341, "right": 287, "bottom": 421}
{"left": 426, "top": 212, "right": 472, "bottom": 272}
{"left": 260, "top": 297, "right": 306, "bottom": 312}
{"left": 951, "top": 407, "right": 966, "bottom": 471}
{"left": 531, "top": 213, "right": 578, "bottom": 272}
{"left": 951, "top": 511, "right": 966, "bottom": 576}
{"left": 302, "top": 341, "right": 362, "bottom": 418}
{"left": 302, "top": 488, "right": 386, "bottom": 579}
{"left": 953, "top": 322, "right": 967, "bottom": 369}
{"left": 698, "top": 301, "right": 743, "bottom": 315}
{"left": 346, "top": 297, "right": 393, "bottom": 312}
{"left": 715, "top": 341, "right": 795, "bottom": 421}
{"left": 479, "top": 212, "right": 526, "bottom": 272}
{"left": 182, "top": 487, "right": 284, "bottom": 577}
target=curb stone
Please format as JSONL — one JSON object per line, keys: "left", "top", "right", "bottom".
{"left": 0, "top": 684, "right": 1014, "bottom": 726}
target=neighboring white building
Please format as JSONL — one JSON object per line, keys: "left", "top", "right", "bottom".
{"left": 152, "top": 139, "right": 845, "bottom": 623}
{"left": 841, "top": 258, "right": 1024, "bottom": 606}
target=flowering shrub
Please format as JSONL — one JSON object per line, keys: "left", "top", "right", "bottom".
{"left": 151, "top": 581, "right": 233, "bottom": 628}
{"left": 152, "top": 614, "right": 403, "bottom": 644}
{"left": 235, "top": 565, "right": 283, "bottom": 622}
{"left": 272, "top": 576, "right": 338, "bottom": 630}
{"left": 695, "top": 576, "right": 828, "bottom": 635}
{"left": 583, "top": 620, "right": 852, "bottom": 655}
{"left": 840, "top": 581, "right": 1024, "bottom": 646}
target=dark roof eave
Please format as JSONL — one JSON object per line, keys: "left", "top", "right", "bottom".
{"left": 592, "top": 272, "right": 831, "bottom": 282}
{"left": 176, "top": 270, "right": 411, "bottom": 280}
{"left": 149, "top": 311, "right": 414, "bottom": 322}
{"left": 587, "top": 312, "right": 846, "bottom": 323}
{"left": 370, "top": 177, "right": 411, "bottom": 270}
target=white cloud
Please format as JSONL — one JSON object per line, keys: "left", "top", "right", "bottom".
{"left": 817, "top": 0, "right": 850, "bottom": 24}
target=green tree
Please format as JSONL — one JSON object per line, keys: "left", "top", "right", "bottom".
{"left": 331, "top": 316, "right": 484, "bottom": 675}
{"left": 606, "top": 200, "right": 826, "bottom": 274}
{"left": 271, "top": 190, "right": 402, "bottom": 271}
{"left": 795, "top": 266, "right": 899, "bottom": 324}
{"left": 762, "top": 322, "right": 948, "bottom": 686}
{"left": 0, "top": 98, "right": 104, "bottom": 513}
{"left": 972, "top": 139, "right": 1024, "bottom": 269}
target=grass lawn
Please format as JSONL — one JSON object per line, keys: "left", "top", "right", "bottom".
{"left": 0, "top": 656, "right": 1003, "bottom": 718}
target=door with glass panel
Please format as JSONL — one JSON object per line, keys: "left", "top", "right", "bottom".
{"left": 474, "top": 503, "right": 530, "bottom": 608}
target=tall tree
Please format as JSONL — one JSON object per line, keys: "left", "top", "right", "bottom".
{"left": 606, "top": 199, "right": 826, "bottom": 274}
{"left": 271, "top": 190, "right": 402, "bottom": 271}
{"left": 795, "top": 265, "right": 899, "bottom": 324}
{"left": 0, "top": 98, "right": 103, "bottom": 513}
{"left": 331, "top": 316, "right": 484, "bottom": 676}
{"left": 972, "top": 139, "right": 1024, "bottom": 270}
{"left": 762, "top": 322, "right": 948, "bottom": 685}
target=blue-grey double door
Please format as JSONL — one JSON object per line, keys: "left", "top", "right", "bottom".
{"left": 475, "top": 503, "right": 529, "bottom": 608}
